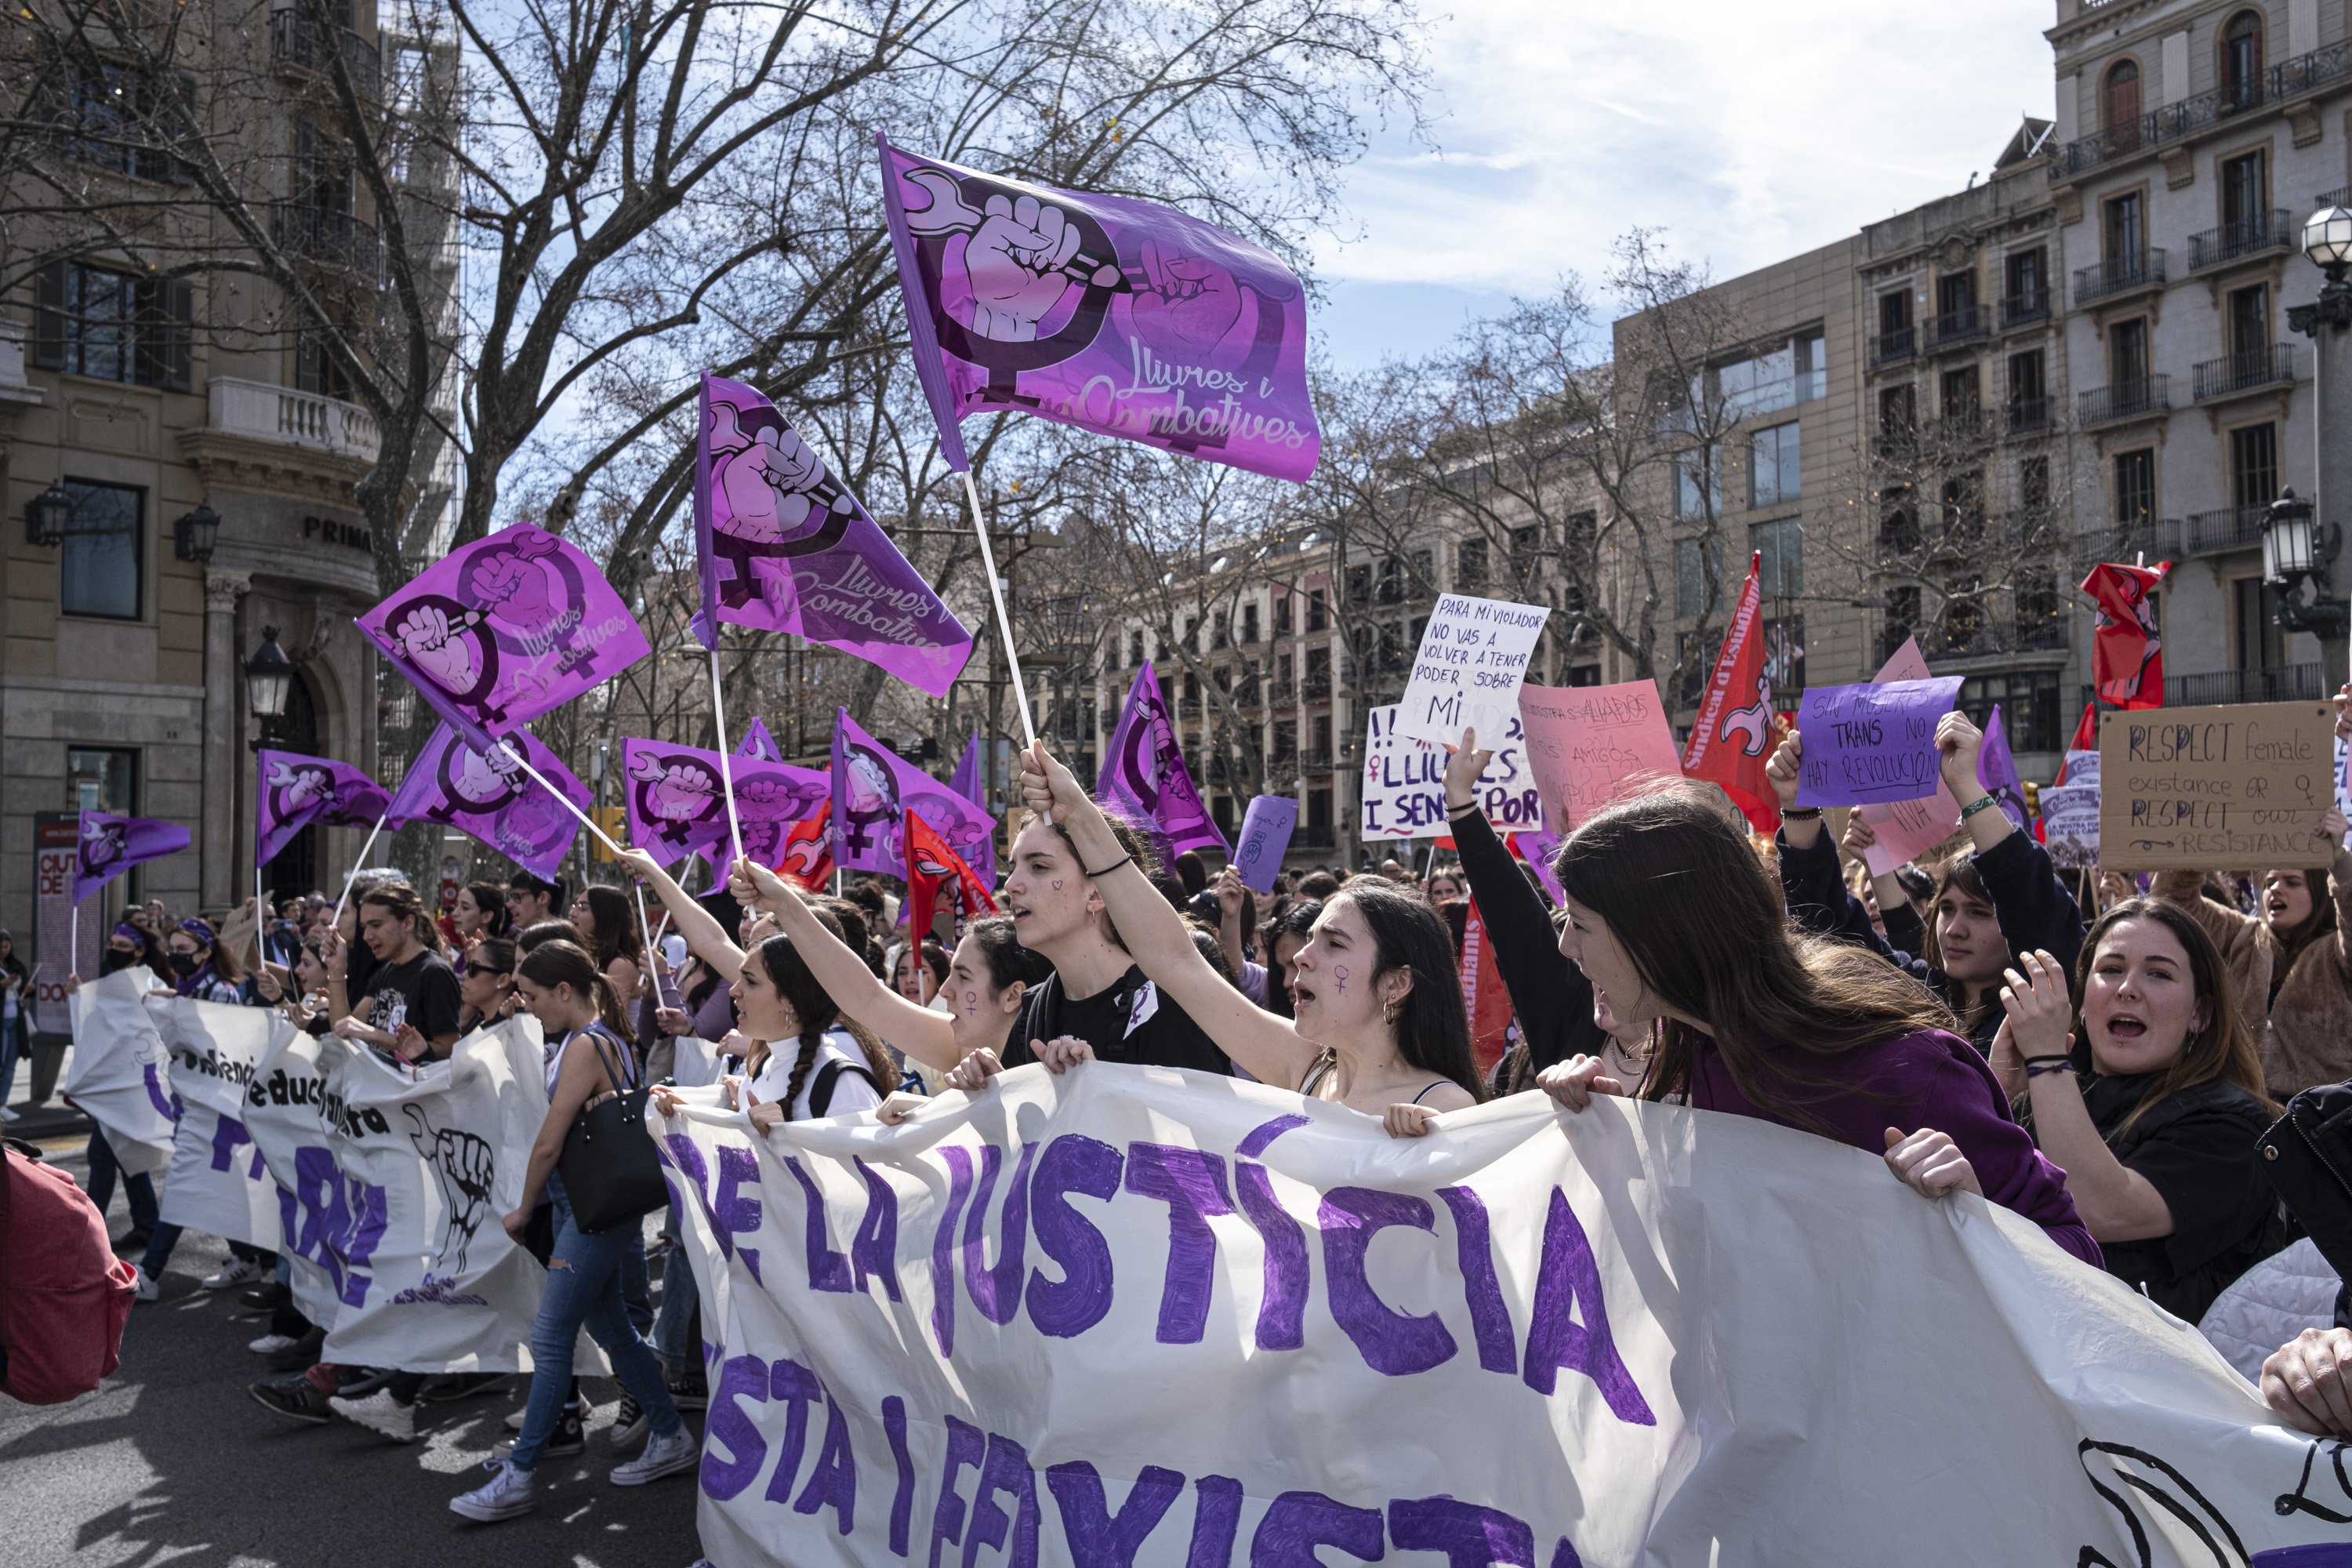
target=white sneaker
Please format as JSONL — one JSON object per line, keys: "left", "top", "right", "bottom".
{"left": 201, "top": 1258, "right": 267, "bottom": 1290}
{"left": 503, "top": 1406, "right": 527, "bottom": 1431}
{"left": 0, "top": 1105, "right": 21, "bottom": 1123}
{"left": 131, "top": 1265, "right": 158, "bottom": 1303}
{"left": 329, "top": 1388, "right": 417, "bottom": 1443}
{"left": 450, "top": 1458, "right": 535, "bottom": 1523}
{"left": 609, "top": 1425, "right": 697, "bottom": 1486}
{"left": 247, "top": 1332, "right": 299, "bottom": 1356}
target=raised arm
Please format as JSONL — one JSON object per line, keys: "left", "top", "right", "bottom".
{"left": 618, "top": 848, "right": 742, "bottom": 977}
{"left": 1021, "top": 740, "right": 1316, "bottom": 1087}
{"left": 728, "top": 858, "right": 962, "bottom": 1071}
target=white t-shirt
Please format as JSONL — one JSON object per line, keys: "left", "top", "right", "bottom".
{"left": 744, "top": 1029, "right": 884, "bottom": 1121}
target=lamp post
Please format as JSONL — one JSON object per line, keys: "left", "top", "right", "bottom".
{"left": 24, "top": 481, "right": 71, "bottom": 548}
{"left": 2285, "top": 206, "right": 2352, "bottom": 688}
{"left": 245, "top": 627, "right": 295, "bottom": 753}
{"left": 2260, "top": 488, "right": 2349, "bottom": 684}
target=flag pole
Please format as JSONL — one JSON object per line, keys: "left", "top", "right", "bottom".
{"left": 960, "top": 469, "right": 1036, "bottom": 747}
{"left": 495, "top": 741, "right": 626, "bottom": 858}
{"left": 707, "top": 647, "right": 748, "bottom": 869}
{"left": 330, "top": 809, "right": 391, "bottom": 926}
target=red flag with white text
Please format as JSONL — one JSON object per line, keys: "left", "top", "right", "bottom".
{"left": 1678, "top": 553, "right": 1779, "bottom": 834}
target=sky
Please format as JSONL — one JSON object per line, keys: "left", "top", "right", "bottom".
{"left": 1313, "top": 0, "right": 2059, "bottom": 369}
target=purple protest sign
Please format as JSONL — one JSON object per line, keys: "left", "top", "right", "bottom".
{"left": 829, "top": 710, "right": 996, "bottom": 879}
{"left": 383, "top": 724, "right": 590, "bottom": 880}
{"left": 1976, "top": 705, "right": 2030, "bottom": 833}
{"left": 693, "top": 374, "right": 973, "bottom": 695}
{"left": 738, "top": 717, "right": 786, "bottom": 763}
{"left": 74, "top": 813, "right": 190, "bottom": 905}
{"left": 1232, "top": 796, "right": 1299, "bottom": 893}
{"left": 623, "top": 739, "right": 829, "bottom": 869}
{"left": 256, "top": 750, "right": 390, "bottom": 867}
{"left": 946, "top": 728, "right": 996, "bottom": 885}
{"left": 878, "top": 136, "right": 1319, "bottom": 484}
{"left": 356, "top": 524, "right": 650, "bottom": 750}
{"left": 1794, "top": 677, "right": 1964, "bottom": 808}
{"left": 1101, "top": 663, "right": 1228, "bottom": 856}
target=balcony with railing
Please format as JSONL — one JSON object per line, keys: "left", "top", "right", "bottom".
{"left": 1926, "top": 302, "right": 1989, "bottom": 351}
{"left": 1175, "top": 695, "right": 1202, "bottom": 719}
{"left": 2077, "top": 375, "right": 2171, "bottom": 428}
{"left": 1294, "top": 824, "right": 1336, "bottom": 849}
{"left": 2189, "top": 209, "right": 2296, "bottom": 271}
{"left": 2073, "top": 516, "right": 2183, "bottom": 566}
{"left": 2321, "top": 184, "right": 2352, "bottom": 211}
{"left": 2192, "top": 342, "right": 2296, "bottom": 401}
{"left": 1301, "top": 672, "right": 1331, "bottom": 702}
{"left": 2074, "top": 249, "right": 2166, "bottom": 306}
{"left": 1871, "top": 325, "right": 1917, "bottom": 368}
{"left": 2007, "top": 394, "right": 2054, "bottom": 434}
{"left": 2051, "top": 40, "right": 2352, "bottom": 179}
{"left": 1903, "top": 603, "right": 2074, "bottom": 659}
{"left": 270, "top": 10, "right": 380, "bottom": 98}
{"left": 1299, "top": 749, "right": 1334, "bottom": 776}
{"left": 1999, "top": 290, "right": 2053, "bottom": 330}
{"left": 2164, "top": 664, "right": 2327, "bottom": 706}
{"left": 2185, "top": 503, "right": 2268, "bottom": 555}
{"left": 202, "top": 376, "right": 381, "bottom": 463}
{"left": 270, "top": 201, "right": 378, "bottom": 274}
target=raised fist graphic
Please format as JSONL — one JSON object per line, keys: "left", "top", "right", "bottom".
{"left": 270, "top": 762, "right": 335, "bottom": 815}
{"left": 717, "top": 425, "right": 829, "bottom": 544}
{"left": 463, "top": 532, "right": 564, "bottom": 626}
{"left": 450, "top": 743, "right": 520, "bottom": 807}
{"left": 394, "top": 603, "right": 479, "bottom": 691}
{"left": 629, "top": 751, "right": 715, "bottom": 822}
{"left": 1130, "top": 238, "right": 1243, "bottom": 358}
{"left": 406, "top": 1104, "right": 495, "bottom": 1276}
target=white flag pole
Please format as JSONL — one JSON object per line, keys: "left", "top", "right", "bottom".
{"left": 330, "top": 809, "right": 390, "bottom": 926}
{"left": 707, "top": 647, "right": 748, "bottom": 869}
{"left": 960, "top": 469, "right": 1036, "bottom": 747}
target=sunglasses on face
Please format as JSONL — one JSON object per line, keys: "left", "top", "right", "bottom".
{"left": 463, "top": 963, "right": 513, "bottom": 979}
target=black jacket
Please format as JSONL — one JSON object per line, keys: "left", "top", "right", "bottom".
{"left": 1451, "top": 808, "right": 1610, "bottom": 1092}
{"left": 2259, "top": 1078, "right": 2352, "bottom": 1330}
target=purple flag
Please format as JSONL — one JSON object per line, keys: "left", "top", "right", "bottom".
{"left": 256, "top": 750, "right": 390, "bottom": 867}
{"left": 1100, "top": 663, "right": 1228, "bottom": 856}
{"left": 1976, "top": 704, "right": 2031, "bottom": 833}
{"left": 1793, "top": 677, "right": 1965, "bottom": 808}
{"left": 738, "top": 718, "right": 786, "bottom": 763}
{"left": 622, "top": 739, "right": 829, "bottom": 869}
{"left": 1515, "top": 825, "right": 1565, "bottom": 905}
{"left": 383, "top": 724, "right": 590, "bottom": 881}
{"left": 878, "top": 136, "right": 1319, "bottom": 484}
{"left": 356, "top": 524, "right": 651, "bottom": 752}
{"left": 1232, "top": 795, "right": 1299, "bottom": 894}
{"left": 75, "top": 812, "right": 190, "bottom": 906}
{"left": 693, "top": 373, "right": 973, "bottom": 696}
{"left": 946, "top": 728, "right": 996, "bottom": 885}
{"left": 829, "top": 710, "right": 996, "bottom": 879}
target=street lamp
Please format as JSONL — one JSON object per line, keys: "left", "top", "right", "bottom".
{"left": 24, "top": 481, "right": 71, "bottom": 547}
{"left": 2260, "top": 489, "right": 2349, "bottom": 667}
{"left": 245, "top": 626, "right": 295, "bottom": 750}
{"left": 172, "top": 501, "right": 220, "bottom": 563}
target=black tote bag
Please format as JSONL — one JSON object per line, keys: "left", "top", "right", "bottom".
{"left": 554, "top": 1030, "right": 667, "bottom": 1235}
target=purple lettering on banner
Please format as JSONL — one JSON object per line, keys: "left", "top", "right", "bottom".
{"left": 1122, "top": 1142, "right": 1235, "bottom": 1345}
{"left": 1387, "top": 1496, "right": 1537, "bottom": 1568}
{"left": 1436, "top": 1186, "right": 1518, "bottom": 1375}
{"left": 1186, "top": 1477, "right": 1245, "bottom": 1568}
{"left": 884, "top": 1394, "right": 916, "bottom": 1557}
{"left": 1318, "top": 1187, "right": 1459, "bottom": 1377}
{"left": 716, "top": 1144, "right": 765, "bottom": 1284}
{"left": 702, "top": 1352, "right": 770, "bottom": 1501}
{"left": 1234, "top": 1113, "right": 1308, "bottom": 1159}
{"left": 1247, "top": 1490, "right": 1385, "bottom": 1568}
{"left": 208, "top": 1113, "right": 256, "bottom": 1173}
{"left": 1025, "top": 1134, "right": 1122, "bottom": 1339}
{"left": 1548, "top": 1539, "right": 1586, "bottom": 1568}
{"left": 963, "top": 1142, "right": 1040, "bottom": 1327}
{"left": 343, "top": 1183, "right": 388, "bottom": 1308}
{"left": 1233, "top": 1163, "right": 1308, "bottom": 1352}
{"left": 927, "top": 1414, "right": 986, "bottom": 1568}
{"left": 930, "top": 1148, "right": 978, "bottom": 1356}
{"left": 854, "top": 1159, "right": 904, "bottom": 1301}
{"left": 1522, "top": 1187, "right": 1655, "bottom": 1425}
{"left": 764, "top": 1358, "right": 825, "bottom": 1508}
{"left": 794, "top": 1394, "right": 858, "bottom": 1533}
{"left": 784, "top": 1155, "right": 854, "bottom": 1294}
{"left": 1044, "top": 1461, "right": 1185, "bottom": 1568}
{"left": 965, "top": 1432, "right": 1042, "bottom": 1568}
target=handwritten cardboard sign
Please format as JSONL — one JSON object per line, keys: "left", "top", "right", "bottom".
{"left": 1516, "top": 681, "right": 1682, "bottom": 832}
{"left": 1231, "top": 796, "right": 1299, "bottom": 893}
{"left": 1794, "top": 677, "right": 1963, "bottom": 808}
{"left": 1852, "top": 637, "right": 1965, "bottom": 873}
{"left": 2097, "top": 701, "right": 2336, "bottom": 870}
{"left": 2039, "top": 783, "right": 2101, "bottom": 869}
{"left": 1360, "top": 705, "right": 1537, "bottom": 840}
{"left": 1393, "top": 593, "right": 1551, "bottom": 747}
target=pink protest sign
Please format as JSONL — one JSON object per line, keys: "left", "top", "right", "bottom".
{"left": 1853, "top": 638, "right": 1965, "bottom": 874}
{"left": 1515, "top": 681, "right": 1682, "bottom": 832}
{"left": 1794, "top": 677, "right": 1963, "bottom": 808}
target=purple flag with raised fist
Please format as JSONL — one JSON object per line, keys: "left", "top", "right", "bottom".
{"left": 256, "top": 750, "right": 390, "bottom": 867}
{"left": 738, "top": 717, "right": 786, "bottom": 763}
{"left": 878, "top": 136, "right": 1319, "bottom": 484}
{"left": 383, "top": 724, "right": 590, "bottom": 880}
{"left": 946, "top": 728, "right": 995, "bottom": 885}
{"left": 693, "top": 373, "right": 973, "bottom": 696}
{"left": 622, "top": 739, "right": 829, "bottom": 869}
{"left": 75, "top": 812, "right": 190, "bottom": 905}
{"left": 1101, "top": 662, "right": 1227, "bottom": 856}
{"left": 1976, "top": 704, "right": 2030, "bottom": 833}
{"left": 356, "top": 524, "right": 650, "bottom": 751}
{"left": 829, "top": 710, "right": 996, "bottom": 879}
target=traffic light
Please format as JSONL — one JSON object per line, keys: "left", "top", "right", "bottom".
{"left": 591, "top": 806, "right": 627, "bottom": 861}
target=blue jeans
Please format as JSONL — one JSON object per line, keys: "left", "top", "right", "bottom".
{"left": 652, "top": 1241, "right": 700, "bottom": 1377}
{"left": 621, "top": 1225, "right": 653, "bottom": 1338}
{"left": 510, "top": 1181, "right": 682, "bottom": 1472}
{"left": 0, "top": 1011, "right": 22, "bottom": 1106}
{"left": 85, "top": 1131, "right": 158, "bottom": 1234}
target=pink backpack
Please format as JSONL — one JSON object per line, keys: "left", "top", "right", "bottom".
{"left": 0, "top": 1138, "right": 136, "bottom": 1404}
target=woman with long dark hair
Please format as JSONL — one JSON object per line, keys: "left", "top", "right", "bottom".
{"left": 458, "top": 938, "right": 518, "bottom": 1033}
{"left": 568, "top": 884, "right": 643, "bottom": 1004}
{"left": 453, "top": 881, "right": 514, "bottom": 949}
{"left": 728, "top": 934, "right": 892, "bottom": 1129}
{"left": 1004, "top": 741, "right": 1480, "bottom": 1134}
{"left": 1533, "top": 783, "right": 2098, "bottom": 1263}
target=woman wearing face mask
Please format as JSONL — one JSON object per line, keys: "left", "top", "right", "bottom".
{"left": 994, "top": 742, "right": 1480, "bottom": 1137}
{"left": 1911, "top": 903, "right": 2283, "bottom": 1319}
{"left": 1767, "top": 711, "right": 2085, "bottom": 1056}
{"left": 166, "top": 918, "right": 249, "bottom": 1004}
{"left": 1534, "top": 784, "right": 2100, "bottom": 1265}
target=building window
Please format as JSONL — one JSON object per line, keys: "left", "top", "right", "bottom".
{"left": 1345, "top": 564, "right": 1371, "bottom": 608}
{"left": 2103, "top": 191, "right": 2144, "bottom": 265}
{"left": 52, "top": 54, "right": 190, "bottom": 183}
{"left": 1752, "top": 517, "right": 1802, "bottom": 598}
{"left": 1762, "top": 615, "right": 1805, "bottom": 693}
{"left": 1307, "top": 588, "right": 1327, "bottom": 632}
{"left": 296, "top": 329, "right": 353, "bottom": 400}
{"left": 2109, "top": 316, "right": 2150, "bottom": 390}
{"left": 1878, "top": 290, "right": 1913, "bottom": 352}
{"left": 2009, "top": 350, "right": 2046, "bottom": 425}
{"left": 2221, "top": 149, "right": 2269, "bottom": 231}
{"left": 1718, "top": 331, "right": 1826, "bottom": 418}
{"left": 1310, "top": 714, "right": 1332, "bottom": 757}
{"left": 1213, "top": 612, "right": 1230, "bottom": 650}
{"left": 2020, "top": 455, "right": 2051, "bottom": 512}
{"left": 1878, "top": 383, "right": 1916, "bottom": 436}
{"left": 1675, "top": 536, "right": 1715, "bottom": 619}
{"left": 1128, "top": 629, "right": 1145, "bottom": 666}
{"left": 2114, "top": 448, "right": 2156, "bottom": 525}
{"left": 1674, "top": 446, "right": 1719, "bottom": 520}
{"left": 1456, "top": 538, "right": 1489, "bottom": 590}
{"left": 1749, "top": 421, "right": 1800, "bottom": 508}
{"left": 1376, "top": 556, "right": 1404, "bottom": 605}
{"left": 1884, "top": 585, "right": 1922, "bottom": 661}
{"left": 1935, "top": 270, "right": 1977, "bottom": 334}
{"left": 2227, "top": 283, "right": 2269, "bottom": 361}
{"left": 1182, "top": 615, "right": 1200, "bottom": 652}
{"left": 68, "top": 746, "right": 139, "bottom": 814}
{"left": 2231, "top": 423, "right": 2279, "bottom": 510}
{"left": 1305, "top": 644, "right": 1330, "bottom": 686}
{"left": 31, "top": 260, "right": 192, "bottom": 389}
{"left": 1272, "top": 720, "right": 1298, "bottom": 764}
{"left": 1509, "top": 524, "right": 1541, "bottom": 579}
{"left": 2004, "top": 248, "right": 2047, "bottom": 314}
{"left": 60, "top": 481, "right": 143, "bottom": 620}
{"left": 1306, "top": 787, "right": 1332, "bottom": 836}
{"left": 1272, "top": 594, "right": 1292, "bottom": 636}
{"left": 1940, "top": 364, "right": 1981, "bottom": 419}
{"left": 1240, "top": 603, "right": 1259, "bottom": 644}
{"left": 2103, "top": 60, "right": 2142, "bottom": 136}
{"left": 1675, "top": 629, "right": 1719, "bottom": 707}
{"left": 2235, "top": 577, "right": 2285, "bottom": 673}
{"left": 2221, "top": 11, "right": 2265, "bottom": 110}
{"left": 1958, "top": 670, "right": 2062, "bottom": 753}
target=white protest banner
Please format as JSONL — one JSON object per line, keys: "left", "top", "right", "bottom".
{"left": 659, "top": 1064, "right": 2348, "bottom": 1568}
{"left": 64, "top": 968, "right": 180, "bottom": 1178}
{"left": 1360, "top": 704, "right": 1537, "bottom": 839}
{"left": 1393, "top": 593, "right": 1550, "bottom": 746}
{"left": 2064, "top": 747, "right": 2102, "bottom": 790}
{"left": 154, "top": 999, "right": 285, "bottom": 1250}
{"left": 1515, "top": 681, "right": 1681, "bottom": 832}
{"left": 2042, "top": 782, "right": 2101, "bottom": 869}
{"left": 674, "top": 1034, "right": 730, "bottom": 1090}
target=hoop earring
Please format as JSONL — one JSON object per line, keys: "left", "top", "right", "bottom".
{"left": 1383, "top": 999, "right": 1400, "bottom": 1028}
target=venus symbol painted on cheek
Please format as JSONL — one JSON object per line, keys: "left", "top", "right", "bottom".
{"left": 1334, "top": 964, "right": 1348, "bottom": 995}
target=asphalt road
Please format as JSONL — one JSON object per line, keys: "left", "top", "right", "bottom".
{"left": 0, "top": 1136, "right": 705, "bottom": 1568}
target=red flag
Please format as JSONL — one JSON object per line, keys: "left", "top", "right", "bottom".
{"left": 1678, "top": 553, "right": 1779, "bottom": 834}
{"left": 2081, "top": 562, "right": 2167, "bottom": 710}
{"left": 1457, "top": 897, "right": 1515, "bottom": 1076}
{"left": 779, "top": 800, "right": 835, "bottom": 891}
{"left": 2053, "top": 702, "right": 2099, "bottom": 786}
{"left": 906, "top": 808, "right": 997, "bottom": 941}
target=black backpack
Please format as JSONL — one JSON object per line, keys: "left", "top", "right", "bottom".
{"left": 2257, "top": 1078, "right": 2352, "bottom": 1330}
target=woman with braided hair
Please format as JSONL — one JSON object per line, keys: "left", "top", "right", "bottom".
{"left": 724, "top": 933, "right": 890, "bottom": 1129}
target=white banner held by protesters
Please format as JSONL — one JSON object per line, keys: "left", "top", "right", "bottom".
{"left": 659, "top": 1064, "right": 2352, "bottom": 1568}
{"left": 154, "top": 999, "right": 283, "bottom": 1250}
{"left": 64, "top": 968, "right": 180, "bottom": 1178}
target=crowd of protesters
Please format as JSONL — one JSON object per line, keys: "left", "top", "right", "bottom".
{"left": 26, "top": 697, "right": 2352, "bottom": 1554}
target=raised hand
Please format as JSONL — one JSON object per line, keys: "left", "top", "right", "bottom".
{"left": 1882, "top": 1127, "right": 1980, "bottom": 1199}
{"left": 394, "top": 603, "right": 477, "bottom": 691}
{"left": 962, "top": 194, "right": 1083, "bottom": 342}
{"left": 2321, "top": 808, "right": 2348, "bottom": 855}
{"left": 1935, "top": 710, "right": 1984, "bottom": 800}
{"left": 1764, "top": 729, "right": 1804, "bottom": 811}
{"left": 1997, "top": 949, "right": 2074, "bottom": 1062}
{"left": 1020, "top": 739, "right": 1088, "bottom": 826}
{"left": 1213, "top": 866, "right": 1246, "bottom": 922}
{"left": 1838, "top": 811, "right": 1878, "bottom": 858}
{"left": 1441, "top": 727, "right": 1494, "bottom": 812}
